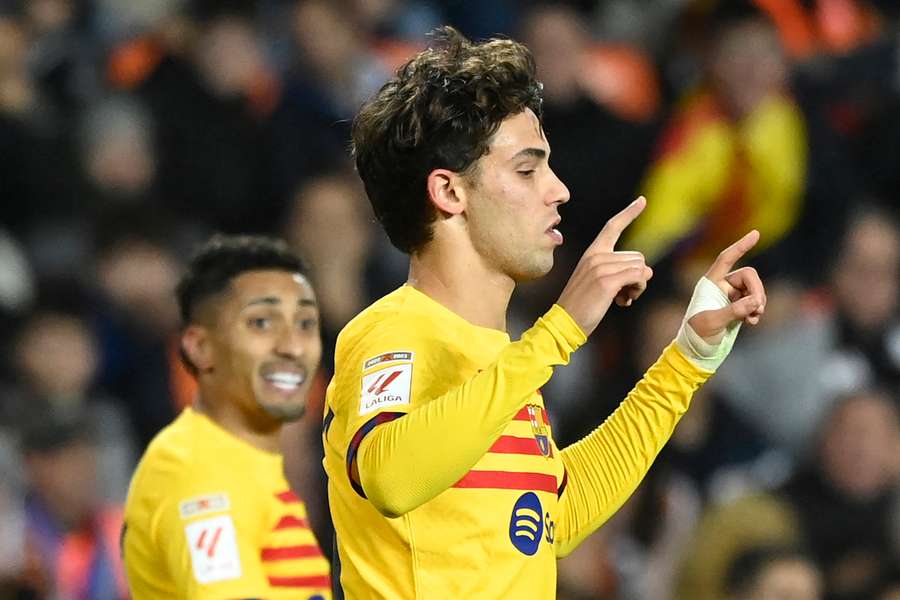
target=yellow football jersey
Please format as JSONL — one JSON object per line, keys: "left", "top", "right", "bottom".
{"left": 123, "top": 408, "right": 331, "bottom": 600}
{"left": 323, "top": 285, "right": 710, "bottom": 598}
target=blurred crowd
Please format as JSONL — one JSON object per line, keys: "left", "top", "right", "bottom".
{"left": 0, "top": 0, "right": 898, "bottom": 599}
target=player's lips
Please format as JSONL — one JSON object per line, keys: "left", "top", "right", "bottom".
{"left": 546, "top": 216, "right": 563, "bottom": 245}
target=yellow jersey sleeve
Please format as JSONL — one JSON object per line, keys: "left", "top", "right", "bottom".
{"left": 151, "top": 476, "right": 270, "bottom": 599}
{"left": 555, "top": 342, "right": 713, "bottom": 557}
{"left": 341, "top": 304, "right": 586, "bottom": 517}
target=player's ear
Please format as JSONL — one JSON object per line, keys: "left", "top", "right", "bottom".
{"left": 426, "top": 168, "right": 467, "bottom": 216}
{"left": 182, "top": 325, "right": 214, "bottom": 374}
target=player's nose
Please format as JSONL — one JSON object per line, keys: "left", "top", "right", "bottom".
{"left": 548, "top": 168, "right": 570, "bottom": 206}
{"left": 274, "top": 327, "right": 306, "bottom": 359}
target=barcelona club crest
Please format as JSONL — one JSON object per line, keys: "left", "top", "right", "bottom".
{"left": 526, "top": 404, "right": 551, "bottom": 458}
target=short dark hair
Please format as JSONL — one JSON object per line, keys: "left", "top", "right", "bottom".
{"left": 352, "top": 26, "right": 543, "bottom": 254}
{"left": 176, "top": 235, "right": 306, "bottom": 372}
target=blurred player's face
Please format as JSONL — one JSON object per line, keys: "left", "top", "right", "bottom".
{"left": 831, "top": 214, "right": 900, "bottom": 334}
{"left": 210, "top": 270, "right": 322, "bottom": 423}
{"left": 16, "top": 313, "right": 98, "bottom": 398}
{"left": 819, "top": 393, "right": 898, "bottom": 501}
{"left": 464, "top": 109, "right": 570, "bottom": 281}
{"left": 745, "top": 559, "right": 822, "bottom": 600}
{"left": 710, "top": 20, "right": 787, "bottom": 119}
{"left": 26, "top": 441, "right": 98, "bottom": 529}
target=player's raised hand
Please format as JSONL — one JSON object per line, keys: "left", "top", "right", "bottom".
{"left": 688, "top": 230, "right": 767, "bottom": 341}
{"left": 556, "top": 196, "right": 653, "bottom": 336}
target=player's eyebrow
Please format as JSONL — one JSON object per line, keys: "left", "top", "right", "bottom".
{"left": 245, "top": 296, "right": 280, "bottom": 308}
{"left": 243, "top": 297, "right": 318, "bottom": 308}
{"left": 509, "top": 147, "right": 547, "bottom": 162}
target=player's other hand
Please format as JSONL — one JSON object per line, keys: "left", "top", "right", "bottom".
{"left": 688, "top": 230, "right": 767, "bottom": 342}
{"left": 556, "top": 196, "right": 652, "bottom": 336}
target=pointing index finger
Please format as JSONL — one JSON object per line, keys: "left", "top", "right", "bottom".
{"left": 588, "top": 196, "right": 646, "bottom": 254}
{"left": 706, "top": 230, "right": 760, "bottom": 280}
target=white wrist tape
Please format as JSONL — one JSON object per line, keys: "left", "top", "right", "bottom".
{"left": 675, "top": 276, "right": 742, "bottom": 371}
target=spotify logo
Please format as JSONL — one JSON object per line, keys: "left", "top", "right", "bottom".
{"left": 508, "top": 492, "right": 543, "bottom": 555}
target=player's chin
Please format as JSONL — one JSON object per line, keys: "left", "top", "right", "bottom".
{"left": 514, "top": 252, "right": 554, "bottom": 282}
{"left": 258, "top": 397, "right": 307, "bottom": 422}
{"left": 255, "top": 385, "right": 308, "bottom": 422}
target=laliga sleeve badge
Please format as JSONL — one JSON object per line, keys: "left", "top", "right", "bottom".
{"left": 184, "top": 515, "right": 242, "bottom": 583}
{"left": 359, "top": 354, "right": 413, "bottom": 415}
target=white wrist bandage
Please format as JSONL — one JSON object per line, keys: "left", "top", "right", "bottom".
{"left": 675, "top": 276, "right": 742, "bottom": 371}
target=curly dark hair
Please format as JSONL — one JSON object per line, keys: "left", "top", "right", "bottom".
{"left": 176, "top": 234, "right": 307, "bottom": 373}
{"left": 352, "top": 26, "right": 544, "bottom": 254}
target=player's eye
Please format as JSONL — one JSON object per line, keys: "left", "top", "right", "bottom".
{"left": 517, "top": 169, "right": 535, "bottom": 178}
{"left": 248, "top": 317, "right": 270, "bottom": 330}
{"left": 299, "top": 318, "right": 318, "bottom": 331}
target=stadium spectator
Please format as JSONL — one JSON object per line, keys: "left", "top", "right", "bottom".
{"left": 782, "top": 388, "right": 899, "bottom": 599}
{"left": 269, "top": 0, "right": 391, "bottom": 190}
{"left": 92, "top": 225, "right": 186, "bottom": 450}
{"left": 725, "top": 545, "right": 823, "bottom": 600}
{"left": 19, "top": 410, "right": 128, "bottom": 600}
{"left": 11, "top": 301, "right": 135, "bottom": 503}
{"left": 623, "top": 9, "right": 807, "bottom": 289}
{"left": 678, "top": 387, "right": 899, "bottom": 600}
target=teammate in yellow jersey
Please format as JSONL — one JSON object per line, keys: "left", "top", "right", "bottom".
{"left": 123, "top": 235, "right": 331, "bottom": 600}
{"left": 322, "top": 26, "right": 768, "bottom": 598}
